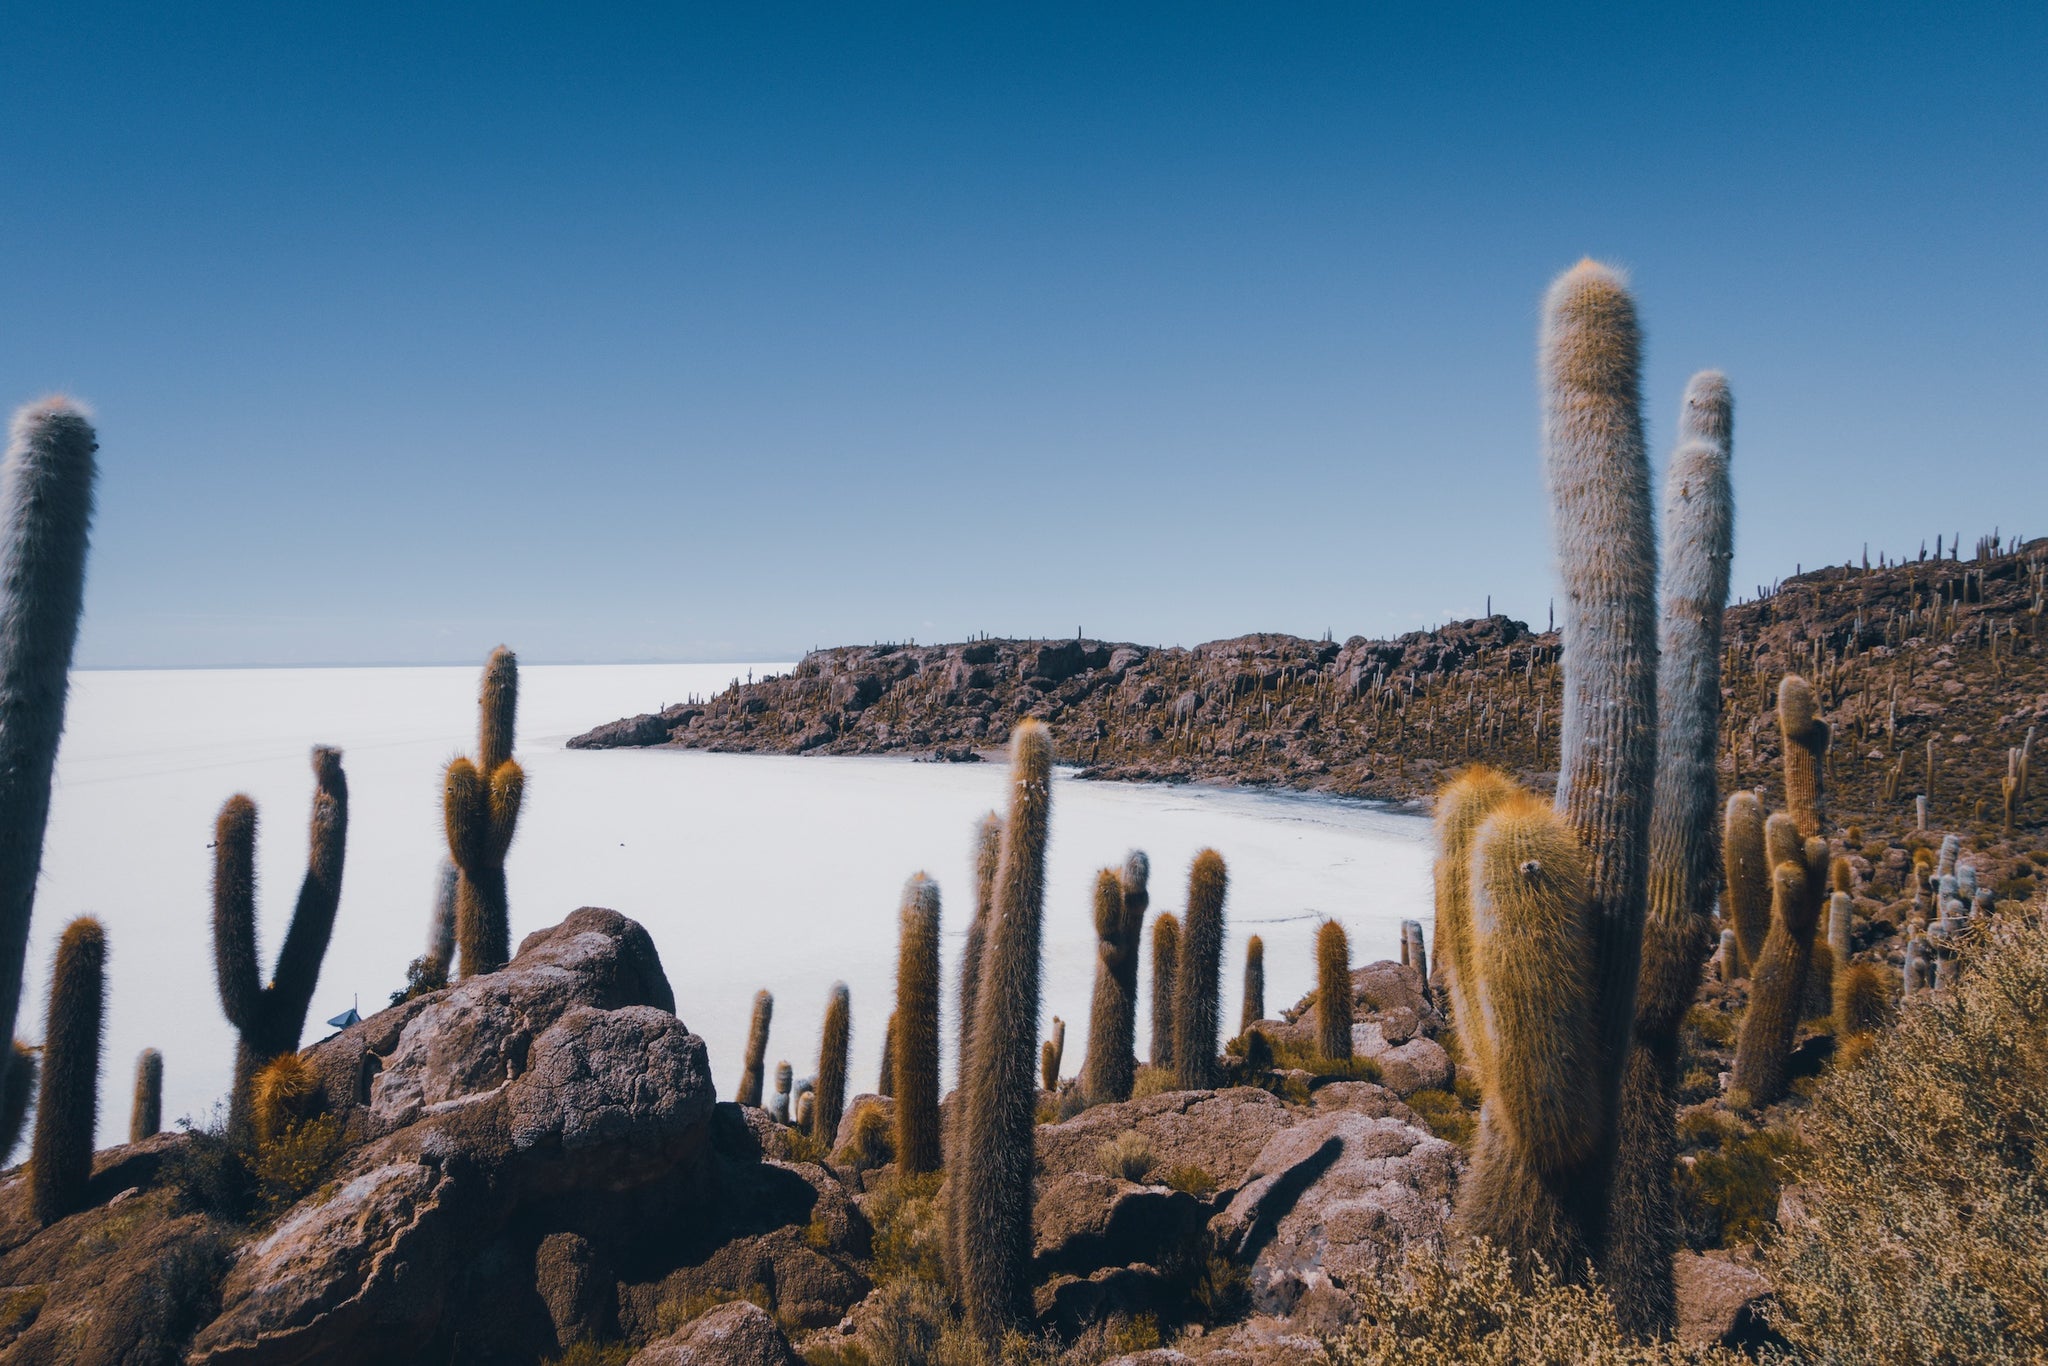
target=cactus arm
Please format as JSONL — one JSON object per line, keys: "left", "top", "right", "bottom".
{"left": 268, "top": 746, "right": 349, "bottom": 1046}
{"left": 211, "top": 795, "right": 264, "bottom": 1032}
{"left": 477, "top": 646, "right": 518, "bottom": 774}
{"left": 894, "top": 875, "right": 942, "bottom": 1172}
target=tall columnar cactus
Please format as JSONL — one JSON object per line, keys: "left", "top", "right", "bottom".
{"left": 31, "top": 917, "right": 105, "bottom": 1225}
{"left": 0, "top": 1042, "right": 35, "bottom": 1164}
{"left": 129, "top": 1048, "right": 162, "bottom": 1144}
{"left": 1082, "top": 867, "right": 1142, "bottom": 1104}
{"left": 1315, "top": 920, "right": 1353, "bottom": 1062}
{"left": 1722, "top": 792, "right": 1769, "bottom": 972}
{"left": 894, "top": 873, "right": 942, "bottom": 1174}
{"left": 1456, "top": 793, "right": 1602, "bottom": 1272}
{"left": 1173, "top": 850, "right": 1227, "bottom": 1091}
{"left": 1401, "top": 920, "right": 1428, "bottom": 986}
{"left": 444, "top": 647, "right": 524, "bottom": 977}
{"left": 957, "top": 721, "right": 1052, "bottom": 1345}
{"left": 770, "top": 1061, "right": 793, "bottom": 1124}
{"left": 1040, "top": 1017, "right": 1064, "bottom": 1089}
{"left": 1610, "top": 372, "right": 1733, "bottom": 1335}
{"left": 879, "top": 1012, "right": 898, "bottom": 1096}
{"left": 1834, "top": 961, "right": 1892, "bottom": 1041}
{"left": 213, "top": 746, "right": 349, "bottom": 1135}
{"left": 1240, "top": 934, "right": 1265, "bottom": 1036}
{"left": 736, "top": 990, "right": 773, "bottom": 1108}
{"left": 1778, "top": 675, "right": 1829, "bottom": 838}
{"left": 812, "top": 982, "right": 851, "bottom": 1143}
{"left": 1434, "top": 765, "right": 1522, "bottom": 1082}
{"left": 957, "top": 813, "right": 1002, "bottom": 1085}
{"left": 0, "top": 399, "right": 97, "bottom": 1158}
{"left": 1148, "top": 913, "right": 1180, "bottom": 1070}
{"left": 1541, "top": 261, "right": 1658, "bottom": 1264}
{"left": 1731, "top": 860, "right": 1824, "bottom": 1107}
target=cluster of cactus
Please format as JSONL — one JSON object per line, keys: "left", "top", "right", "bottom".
{"left": 442, "top": 647, "right": 524, "bottom": 977}
{"left": 0, "top": 399, "right": 98, "bottom": 1164}
{"left": 1081, "top": 859, "right": 1145, "bottom": 1104}
{"left": 1432, "top": 264, "right": 1736, "bottom": 1336}
{"left": 211, "top": 746, "right": 350, "bottom": 1136}
{"left": 954, "top": 721, "right": 1052, "bottom": 1345}
{"left": 31, "top": 917, "right": 106, "bottom": 1224}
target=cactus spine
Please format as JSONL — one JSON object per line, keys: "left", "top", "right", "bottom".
{"left": 212, "top": 746, "right": 349, "bottom": 1136}
{"left": 31, "top": 917, "right": 105, "bottom": 1224}
{"left": 1722, "top": 791, "right": 1769, "bottom": 971}
{"left": 1041, "top": 1017, "right": 1064, "bottom": 1089}
{"left": 129, "top": 1048, "right": 162, "bottom": 1144}
{"left": 1610, "top": 371, "right": 1733, "bottom": 1335}
{"left": 444, "top": 647, "right": 524, "bottom": 977}
{"left": 1173, "top": 850, "right": 1227, "bottom": 1091}
{"left": 1456, "top": 795, "right": 1601, "bottom": 1272}
{"left": 1148, "top": 913, "right": 1180, "bottom": 1070}
{"left": 812, "top": 982, "right": 850, "bottom": 1143}
{"left": 1082, "top": 865, "right": 1143, "bottom": 1104}
{"left": 0, "top": 400, "right": 96, "bottom": 1160}
{"left": 1778, "top": 675, "right": 1829, "bottom": 838}
{"left": 957, "top": 721, "right": 1052, "bottom": 1345}
{"left": 894, "top": 873, "right": 942, "bottom": 1174}
{"left": 1730, "top": 860, "right": 1823, "bottom": 1107}
{"left": 737, "top": 989, "right": 773, "bottom": 1108}
{"left": 1240, "top": 934, "right": 1265, "bottom": 1036}
{"left": 1315, "top": 920, "right": 1353, "bottom": 1061}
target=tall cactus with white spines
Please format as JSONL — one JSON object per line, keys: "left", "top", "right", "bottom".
{"left": 1611, "top": 370, "right": 1734, "bottom": 1335}
{"left": 1540, "top": 259, "right": 1659, "bottom": 1264}
{"left": 737, "top": 989, "right": 773, "bottom": 1108}
{"left": 893, "top": 873, "right": 942, "bottom": 1175}
{"left": 0, "top": 398, "right": 97, "bottom": 1160}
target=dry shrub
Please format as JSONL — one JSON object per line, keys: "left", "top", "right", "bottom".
{"left": 1129, "top": 1066, "right": 1175, "bottom": 1100}
{"left": 1766, "top": 915, "right": 2048, "bottom": 1361}
{"left": 1404, "top": 1087, "right": 1476, "bottom": 1149}
{"left": 1326, "top": 1242, "right": 1747, "bottom": 1364}
{"left": 1673, "top": 1108, "right": 1800, "bottom": 1250}
{"left": 1158, "top": 1163, "right": 1217, "bottom": 1198}
{"left": 867, "top": 1171, "right": 946, "bottom": 1286}
{"left": 252, "top": 1115, "right": 345, "bottom": 1216}
{"left": 1098, "top": 1131, "right": 1156, "bottom": 1183}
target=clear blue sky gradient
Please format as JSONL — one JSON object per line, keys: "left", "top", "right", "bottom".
{"left": 3, "top": 3, "right": 2041, "bottom": 667}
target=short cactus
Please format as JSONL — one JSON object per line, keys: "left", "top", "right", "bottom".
{"left": 1081, "top": 865, "right": 1143, "bottom": 1105}
{"left": 812, "top": 982, "right": 851, "bottom": 1143}
{"left": 1239, "top": 934, "right": 1265, "bottom": 1036}
{"left": 1731, "top": 860, "right": 1823, "bottom": 1107}
{"left": 1834, "top": 961, "right": 1893, "bottom": 1040}
{"left": 1777, "top": 676, "right": 1829, "bottom": 837}
{"left": 213, "top": 747, "right": 349, "bottom": 1136}
{"left": 1148, "top": 913, "right": 1180, "bottom": 1070}
{"left": 957, "top": 721, "right": 1052, "bottom": 1344}
{"left": 443, "top": 647, "right": 524, "bottom": 977}
{"left": 894, "top": 873, "right": 942, "bottom": 1174}
{"left": 31, "top": 917, "right": 105, "bottom": 1224}
{"left": 0, "top": 399, "right": 97, "bottom": 1155}
{"left": 770, "top": 1060, "right": 793, "bottom": 1124}
{"left": 736, "top": 989, "right": 773, "bottom": 1108}
{"left": 1040, "top": 1017, "right": 1064, "bottom": 1090}
{"left": 1173, "top": 850, "right": 1227, "bottom": 1091}
{"left": 1722, "top": 792, "right": 1769, "bottom": 972}
{"left": 1316, "top": 920, "right": 1353, "bottom": 1061}
{"left": 129, "top": 1048, "right": 162, "bottom": 1144}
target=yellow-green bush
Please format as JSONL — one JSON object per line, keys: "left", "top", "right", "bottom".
{"left": 1766, "top": 916, "right": 2048, "bottom": 1361}
{"left": 1404, "top": 1088, "right": 1476, "bottom": 1150}
{"left": 1672, "top": 1108, "right": 1798, "bottom": 1250}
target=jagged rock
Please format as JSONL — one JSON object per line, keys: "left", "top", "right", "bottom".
{"left": 1213, "top": 1109, "right": 1457, "bottom": 1316}
{"left": 832, "top": 1093, "right": 894, "bottom": 1152}
{"left": 629, "top": 1300, "right": 801, "bottom": 1365}
{"left": 1361, "top": 1038, "right": 1452, "bottom": 1098}
{"left": 1036, "top": 1088, "right": 1296, "bottom": 1190}
{"left": 1036, "top": 1262, "right": 1175, "bottom": 1337}
{"left": 537, "top": 1231, "right": 611, "bottom": 1349}
{"left": 1032, "top": 1172, "right": 1211, "bottom": 1277}
{"left": 1674, "top": 1252, "right": 1775, "bottom": 1349}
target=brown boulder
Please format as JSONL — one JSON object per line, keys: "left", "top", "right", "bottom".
{"left": 1036, "top": 1088, "right": 1296, "bottom": 1191}
{"left": 1674, "top": 1251, "right": 1775, "bottom": 1349}
{"left": 630, "top": 1300, "right": 801, "bottom": 1365}
{"left": 1032, "top": 1172, "right": 1211, "bottom": 1277}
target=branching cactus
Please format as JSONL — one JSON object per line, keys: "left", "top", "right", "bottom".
{"left": 1722, "top": 792, "right": 1769, "bottom": 972}
{"left": 31, "top": 917, "right": 105, "bottom": 1225}
{"left": 443, "top": 647, "right": 524, "bottom": 977}
{"left": 1612, "top": 372, "right": 1733, "bottom": 1337}
{"left": 130, "top": 1048, "right": 162, "bottom": 1144}
{"left": 737, "top": 989, "right": 773, "bottom": 1107}
{"left": 1081, "top": 867, "right": 1139, "bottom": 1105}
{"left": 0, "top": 399, "right": 97, "bottom": 1157}
{"left": 1315, "top": 920, "right": 1353, "bottom": 1062}
{"left": 894, "top": 873, "right": 942, "bottom": 1174}
{"left": 1173, "top": 850, "right": 1227, "bottom": 1091}
{"left": 1434, "top": 765, "right": 1522, "bottom": 1085}
{"left": 213, "top": 747, "right": 349, "bottom": 1135}
{"left": 1456, "top": 793, "right": 1602, "bottom": 1273}
{"left": 1778, "top": 676, "right": 1830, "bottom": 837}
{"left": 812, "top": 982, "right": 851, "bottom": 1143}
{"left": 957, "top": 721, "right": 1052, "bottom": 1345}
{"left": 1240, "top": 934, "right": 1265, "bottom": 1036}
{"left": 1148, "top": 912, "right": 1180, "bottom": 1070}
{"left": 1731, "top": 861, "right": 1824, "bottom": 1108}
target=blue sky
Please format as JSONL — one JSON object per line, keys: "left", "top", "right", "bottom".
{"left": 2, "top": 3, "right": 2041, "bottom": 667}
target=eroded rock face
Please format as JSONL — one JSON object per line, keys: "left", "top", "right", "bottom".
{"left": 629, "top": 1301, "right": 801, "bottom": 1366}
{"left": 1036, "top": 1088, "right": 1297, "bottom": 1190}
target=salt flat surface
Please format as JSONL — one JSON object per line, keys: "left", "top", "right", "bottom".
{"left": 27, "top": 664, "right": 1432, "bottom": 1146}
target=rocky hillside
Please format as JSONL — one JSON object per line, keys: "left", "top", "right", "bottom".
{"left": 574, "top": 536, "right": 2048, "bottom": 839}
